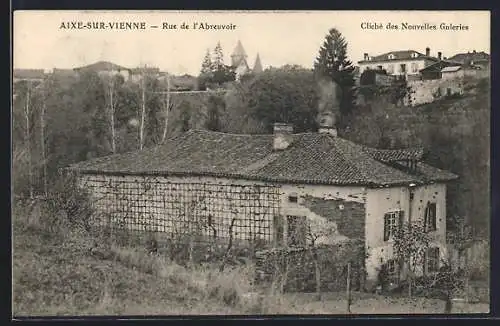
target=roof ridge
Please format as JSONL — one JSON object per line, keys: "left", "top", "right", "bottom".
{"left": 331, "top": 137, "right": 372, "bottom": 183}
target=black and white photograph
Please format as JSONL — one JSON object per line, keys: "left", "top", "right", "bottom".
{"left": 12, "top": 10, "right": 491, "bottom": 316}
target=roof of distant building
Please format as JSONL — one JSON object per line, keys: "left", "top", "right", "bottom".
{"left": 74, "top": 61, "right": 130, "bottom": 72}
{"left": 358, "top": 50, "right": 439, "bottom": 64}
{"left": 447, "top": 51, "right": 490, "bottom": 64}
{"left": 441, "top": 66, "right": 462, "bottom": 73}
{"left": 68, "top": 129, "right": 458, "bottom": 187}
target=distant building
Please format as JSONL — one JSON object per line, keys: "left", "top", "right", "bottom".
{"left": 358, "top": 47, "right": 441, "bottom": 80}
{"left": 13, "top": 69, "right": 46, "bottom": 83}
{"left": 447, "top": 50, "right": 490, "bottom": 69}
{"left": 230, "top": 40, "right": 263, "bottom": 80}
{"left": 419, "top": 60, "right": 462, "bottom": 80}
{"left": 130, "top": 66, "right": 161, "bottom": 83}
{"left": 73, "top": 61, "right": 131, "bottom": 81}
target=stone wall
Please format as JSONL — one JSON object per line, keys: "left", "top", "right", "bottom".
{"left": 406, "top": 78, "right": 464, "bottom": 106}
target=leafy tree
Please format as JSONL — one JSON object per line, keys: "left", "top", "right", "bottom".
{"left": 205, "top": 94, "right": 225, "bottom": 131}
{"left": 212, "top": 41, "right": 224, "bottom": 69}
{"left": 201, "top": 48, "right": 212, "bottom": 75}
{"left": 313, "top": 28, "right": 356, "bottom": 124}
{"left": 244, "top": 67, "right": 319, "bottom": 133}
{"left": 392, "top": 220, "right": 432, "bottom": 298}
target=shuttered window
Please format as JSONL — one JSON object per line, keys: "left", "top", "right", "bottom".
{"left": 383, "top": 210, "right": 404, "bottom": 241}
{"left": 424, "top": 202, "right": 437, "bottom": 232}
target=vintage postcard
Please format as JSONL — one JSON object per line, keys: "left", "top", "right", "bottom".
{"left": 12, "top": 10, "right": 490, "bottom": 317}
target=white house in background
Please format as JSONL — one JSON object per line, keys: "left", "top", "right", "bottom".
{"left": 69, "top": 123, "right": 457, "bottom": 289}
{"left": 358, "top": 47, "right": 441, "bottom": 80}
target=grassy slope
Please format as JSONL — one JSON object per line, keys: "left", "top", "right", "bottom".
{"left": 12, "top": 213, "right": 489, "bottom": 316}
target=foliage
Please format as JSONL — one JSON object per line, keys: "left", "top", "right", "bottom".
{"left": 243, "top": 67, "right": 319, "bottom": 133}
{"left": 198, "top": 42, "right": 236, "bottom": 90}
{"left": 392, "top": 220, "right": 432, "bottom": 298}
{"left": 313, "top": 28, "right": 356, "bottom": 123}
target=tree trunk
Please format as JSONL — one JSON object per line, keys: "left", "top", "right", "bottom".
{"left": 139, "top": 70, "right": 146, "bottom": 150}
{"left": 40, "top": 91, "right": 47, "bottom": 197}
{"left": 347, "top": 262, "right": 352, "bottom": 313}
{"left": 24, "top": 81, "right": 33, "bottom": 199}
{"left": 109, "top": 81, "right": 116, "bottom": 154}
{"left": 314, "top": 257, "right": 321, "bottom": 300}
{"left": 161, "top": 73, "right": 171, "bottom": 143}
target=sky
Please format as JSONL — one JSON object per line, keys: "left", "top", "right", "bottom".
{"left": 13, "top": 10, "right": 490, "bottom": 76}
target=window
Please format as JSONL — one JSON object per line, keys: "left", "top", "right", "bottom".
{"left": 287, "top": 215, "right": 307, "bottom": 247}
{"left": 400, "top": 64, "right": 407, "bottom": 73}
{"left": 411, "top": 52, "right": 419, "bottom": 58}
{"left": 425, "top": 247, "right": 440, "bottom": 274}
{"left": 273, "top": 215, "right": 284, "bottom": 246}
{"left": 411, "top": 63, "right": 419, "bottom": 73}
{"left": 387, "top": 64, "right": 394, "bottom": 74}
{"left": 377, "top": 65, "right": 383, "bottom": 70}
{"left": 383, "top": 210, "right": 404, "bottom": 241}
{"left": 424, "top": 202, "right": 437, "bottom": 232}
{"left": 384, "top": 259, "right": 401, "bottom": 284}
{"left": 288, "top": 194, "right": 298, "bottom": 203}
{"left": 388, "top": 54, "right": 395, "bottom": 60}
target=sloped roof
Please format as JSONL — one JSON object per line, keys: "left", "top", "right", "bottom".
{"left": 441, "top": 66, "right": 462, "bottom": 73}
{"left": 231, "top": 40, "right": 247, "bottom": 58}
{"left": 74, "top": 61, "right": 130, "bottom": 72}
{"left": 13, "top": 69, "right": 46, "bottom": 79}
{"left": 68, "top": 130, "right": 458, "bottom": 187}
{"left": 253, "top": 53, "right": 263, "bottom": 73}
{"left": 359, "top": 50, "right": 439, "bottom": 64}
{"left": 419, "top": 60, "right": 461, "bottom": 73}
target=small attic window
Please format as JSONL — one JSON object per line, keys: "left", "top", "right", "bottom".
{"left": 411, "top": 52, "right": 419, "bottom": 58}
{"left": 388, "top": 54, "right": 395, "bottom": 60}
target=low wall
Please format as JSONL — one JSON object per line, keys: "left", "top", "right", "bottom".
{"left": 254, "top": 241, "right": 366, "bottom": 292}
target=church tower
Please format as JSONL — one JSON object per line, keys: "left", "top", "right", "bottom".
{"left": 253, "top": 53, "right": 263, "bottom": 74}
{"left": 231, "top": 40, "right": 248, "bottom": 67}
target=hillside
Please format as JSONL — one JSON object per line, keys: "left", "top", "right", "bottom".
{"left": 12, "top": 202, "right": 489, "bottom": 316}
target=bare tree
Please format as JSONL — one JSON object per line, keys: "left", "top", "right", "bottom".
{"left": 304, "top": 217, "right": 337, "bottom": 300}
{"left": 24, "top": 80, "right": 34, "bottom": 199}
{"left": 103, "top": 71, "right": 118, "bottom": 154}
{"left": 139, "top": 66, "right": 147, "bottom": 150}
{"left": 40, "top": 78, "right": 49, "bottom": 196}
{"left": 161, "top": 73, "right": 172, "bottom": 143}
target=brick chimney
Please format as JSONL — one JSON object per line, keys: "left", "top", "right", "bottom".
{"left": 438, "top": 52, "right": 442, "bottom": 60}
{"left": 273, "top": 123, "right": 293, "bottom": 150}
{"left": 425, "top": 47, "right": 430, "bottom": 56}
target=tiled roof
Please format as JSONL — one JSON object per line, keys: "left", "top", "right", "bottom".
{"left": 68, "top": 130, "right": 458, "bottom": 187}
{"left": 359, "top": 50, "right": 439, "bottom": 64}
{"left": 74, "top": 61, "right": 130, "bottom": 72}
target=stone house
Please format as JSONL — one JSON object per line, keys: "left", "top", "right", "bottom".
{"left": 68, "top": 123, "right": 457, "bottom": 286}
{"left": 358, "top": 47, "right": 441, "bottom": 80}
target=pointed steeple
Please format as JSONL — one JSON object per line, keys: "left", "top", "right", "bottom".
{"left": 231, "top": 40, "right": 247, "bottom": 67}
{"left": 253, "top": 53, "right": 263, "bottom": 73}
